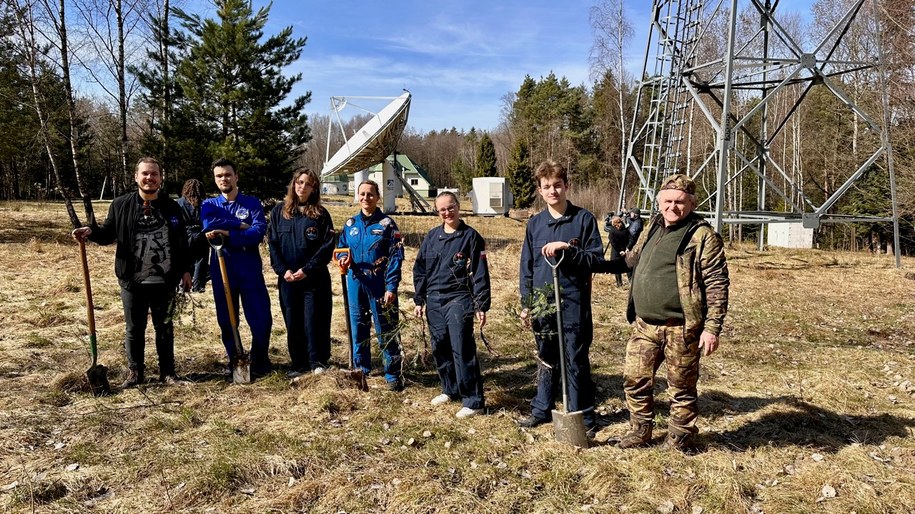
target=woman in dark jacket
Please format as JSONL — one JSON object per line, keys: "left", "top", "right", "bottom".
{"left": 268, "top": 168, "right": 335, "bottom": 378}
{"left": 607, "top": 215, "right": 630, "bottom": 287}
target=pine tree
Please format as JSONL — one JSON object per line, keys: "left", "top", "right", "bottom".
{"left": 452, "top": 157, "right": 472, "bottom": 194}
{"left": 506, "top": 138, "right": 534, "bottom": 208}
{"left": 171, "top": 0, "right": 311, "bottom": 196}
{"left": 475, "top": 132, "right": 497, "bottom": 178}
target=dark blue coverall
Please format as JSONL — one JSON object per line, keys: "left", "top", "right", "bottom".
{"left": 202, "top": 193, "right": 272, "bottom": 373}
{"left": 520, "top": 202, "right": 605, "bottom": 428}
{"left": 337, "top": 209, "right": 404, "bottom": 384}
{"left": 413, "top": 221, "right": 491, "bottom": 410}
{"left": 267, "top": 204, "right": 336, "bottom": 373}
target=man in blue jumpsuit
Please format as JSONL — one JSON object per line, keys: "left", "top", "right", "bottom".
{"left": 202, "top": 158, "right": 272, "bottom": 376}
{"left": 337, "top": 181, "right": 405, "bottom": 390}
{"left": 518, "top": 160, "right": 605, "bottom": 435}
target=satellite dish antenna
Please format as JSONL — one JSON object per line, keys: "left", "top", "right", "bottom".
{"left": 321, "top": 92, "right": 411, "bottom": 213}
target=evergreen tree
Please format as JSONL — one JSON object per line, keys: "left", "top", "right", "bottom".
{"left": 452, "top": 157, "right": 472, "bottom": 193}
{"left": 506, "top": 138, "right": 534, "bottom": 208}
{"left": 171, "top": 0, "right": 311, "bottom": 197}
{"left": 475, "top": 132, "right": 497, "bottom": 178}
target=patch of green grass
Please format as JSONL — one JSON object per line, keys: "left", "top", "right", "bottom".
{"left": 24, "top": 332, "right": 54, "bottom": 348}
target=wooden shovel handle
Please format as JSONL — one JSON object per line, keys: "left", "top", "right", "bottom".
{"left": 79, "top": 239, "right": 98, "bottom": 366}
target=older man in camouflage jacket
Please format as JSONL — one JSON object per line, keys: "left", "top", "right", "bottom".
{"left": 615, "top": 173, "right": 729, "bottom": 450}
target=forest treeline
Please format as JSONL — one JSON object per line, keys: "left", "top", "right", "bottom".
{"left": 0, "top": 0, "right": 913, "bottom": 250}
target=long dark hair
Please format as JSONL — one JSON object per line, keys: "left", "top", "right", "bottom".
{"left": 282, "top": 168, "right": 324, "bottom": 219}
{"left": 181, "top": 179, "right": 205, "bottom": 208}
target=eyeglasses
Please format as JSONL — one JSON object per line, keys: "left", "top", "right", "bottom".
{"left": 437, "top": 204, "right": 458, "bottom": 214}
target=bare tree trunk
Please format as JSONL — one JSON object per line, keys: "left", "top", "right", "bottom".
{"left": 12, "top": 0, "right": 80, "bottom": 227}
{"left": 48, "top": 0, "right": 96, "bottom": 225}
{"left": 160, "top": 0, "right": 170, "bottom": 175}
{"left": 117, "top": 0, "right": 129, "bottom": 183}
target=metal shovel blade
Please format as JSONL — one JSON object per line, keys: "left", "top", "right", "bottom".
{"left": 551, "top": 408, "right": 590, "bottom": 448}
{"left": 86, "top": 363, "right": 111, "bottom": 396}
{"left": 231, "top": 353, "right": 252, "bottom": 384}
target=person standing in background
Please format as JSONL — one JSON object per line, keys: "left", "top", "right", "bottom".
{"left": 177, "top": 179, "right": 209, "bottom": 292}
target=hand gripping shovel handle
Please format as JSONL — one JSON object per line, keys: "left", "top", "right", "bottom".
{"left": 545, "top": 252, "right": 588, "bottom": 448}
{"left": 210, "top": 235, "right": 249, "bottom": 383}
{"left": 544, "top": 252, "right": 570, "bottom": 412}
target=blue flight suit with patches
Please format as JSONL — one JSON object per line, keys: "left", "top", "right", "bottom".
{"left": 337, "top": 208, "right": 404, "bottom": 383}
{"left": 413, "top": 220, "right": 491, "bottom": 410}
{"left": 520, "top": 202, "right": 605, "bottom": 428}
{"left": 201, "top": 193, "right": 272, "bottom": 373}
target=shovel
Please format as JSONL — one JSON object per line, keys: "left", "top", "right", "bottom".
{"left": 333, "top": 248, "right": 368, "bottom": 391}
{"left": 210, "top": 235, "right": 251, "bottom": 384}
{"left": 545, "top": 252, "right": 589, "bottom": 449}
{"left": 78, "top": 238, "right": 111, "bottom": 396}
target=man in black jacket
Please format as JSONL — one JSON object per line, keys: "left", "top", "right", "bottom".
{"left": 72, "top": 157, "right": 192, "bottom": 388}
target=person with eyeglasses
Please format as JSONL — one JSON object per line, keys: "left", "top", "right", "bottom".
{"left": 413, "top": 191, "right": 491, "bottom": 418}
{"left": 336, "top": 180, "right": 406, "bottom": 391}
{"left": 71, "top": 157, "right": 193, "bottom": 388}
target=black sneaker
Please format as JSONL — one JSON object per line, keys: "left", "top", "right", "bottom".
{"left": 518, "top": 415, "right": 550, "bottom": 428}
{"left": 386, "top": 379, "right": 404, "bottom": 392}
{"left": 286, "top": 370, "right": 306, "bottom": 379}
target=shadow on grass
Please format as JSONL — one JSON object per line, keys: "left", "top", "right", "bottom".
{"left": 705, "top": 392, "right": 915, "bottom": 452}
{"left": 0, "top": 220, "right": 73, "bottom": 244}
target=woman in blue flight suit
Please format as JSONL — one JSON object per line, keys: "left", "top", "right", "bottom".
{"left": 268, "top": 168, "right": 336, "bottom": 378}
{"left": 337, "top": 180, "right": 405, "bottom": 390}
{"left": 413, "top": 192, "right": 490, "bottom": 418}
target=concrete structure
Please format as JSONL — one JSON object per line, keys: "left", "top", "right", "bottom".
{"left": 767, "top": 222, "right": 814, "bottom": 249}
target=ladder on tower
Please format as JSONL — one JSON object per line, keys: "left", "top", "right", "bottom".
{"left": 629, "top": 0, "right": 705, "bottom": 211}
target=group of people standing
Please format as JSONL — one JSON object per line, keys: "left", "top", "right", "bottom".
{"left": 72, "top": 155, "right": 729, "bottom": 449}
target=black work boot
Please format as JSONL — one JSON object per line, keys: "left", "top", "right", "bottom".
{"left": 121, "top": 369, "right": 144, "bottom": 389}
{"left": 662, "top": 430, "right": 695, "bottom": 452}
{"left": 617, "top": 422, "right": 653, "bottom": 449}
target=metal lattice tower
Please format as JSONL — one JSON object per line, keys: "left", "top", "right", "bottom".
{"left": 620, "top": 0, "right": 900, "bottom": 265}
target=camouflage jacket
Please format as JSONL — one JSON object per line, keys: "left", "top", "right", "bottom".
{"left": 624, "top": 213, "right": 729, "bottom": 335}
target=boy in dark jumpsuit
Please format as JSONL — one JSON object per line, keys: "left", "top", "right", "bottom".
{"left": 518, "top": 160, "right": 605, "bottom": 434}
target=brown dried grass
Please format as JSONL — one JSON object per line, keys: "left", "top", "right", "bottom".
{"left": 0, "top": 200, "right": 914, "bottom": 513}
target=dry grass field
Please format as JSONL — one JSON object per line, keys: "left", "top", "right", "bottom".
{"left": 1, "top": 198, "right": 914, "bottom": 513}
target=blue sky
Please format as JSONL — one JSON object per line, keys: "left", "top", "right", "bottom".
{"left": 192, "top": 0, "right": 815, "bottom": 133}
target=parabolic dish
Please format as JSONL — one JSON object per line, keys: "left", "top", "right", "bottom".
{"left": 320, "top": 91, "right": 411, "bottom": 177}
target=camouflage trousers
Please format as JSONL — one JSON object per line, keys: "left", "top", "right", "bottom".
{"left": 623, "top": 317, "right": 701, "bottom": 435}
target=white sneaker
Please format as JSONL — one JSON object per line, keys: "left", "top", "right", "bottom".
{"left": 312, "top": 367, "right": 326, "bottom": 375}
{"left": 430, "top": 394, "right": 451, "bottom": 406}
{"left": 455, "top": 407, "right": 482, "bottom": 419}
